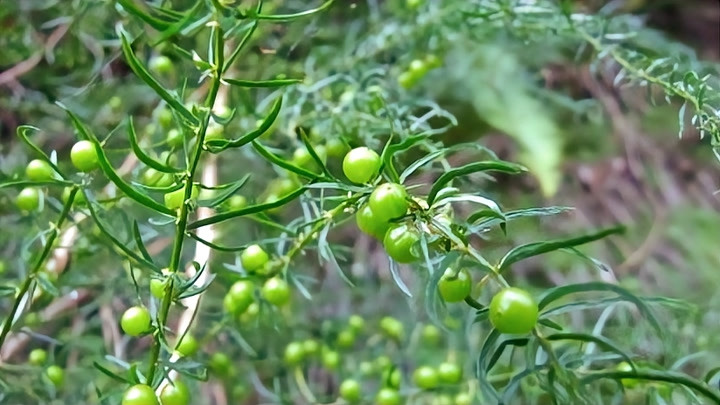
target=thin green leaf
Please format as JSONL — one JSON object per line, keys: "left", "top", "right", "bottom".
{"left": 487, "top": 338, "right": 529, "bottom": 372}
{"left": 538, "top": 282, "right": 662, "bottom": 334}
{"left": 177, "top": 274, "right": 216, "bottom": 299}
{"left": 132, "top": 221, "right": 155, "bottom": 265}
{"left": 151, "top": 1, "right": 205, "bottom": 46}
{"left": 249, "top": 0, "right": 334, "bottom": 21}
{"left": 580, "top": 369, "right": 720, "bottom": 403}
{"left": 427, "top": 161, "right": 526, "bottom": 205}
{"left": 380, "top": 134, "right": 428, "bottom": 183}
{"left": 186, "top": 232, "right": 248, "bottom": 252}
{"left": 299, "top": 128, "right": 333, "bottom": 179}
{"left": 127, "top": 117, "right": 181, "bottom": 173}
{"left": 188, "top": 186, "right": 306, "bottom": 229}
{"left": 318, "top": 223, "right": 355, "bottom": 287}
{"left": 197, "top": 174, "right": 250, "bottom": 207}
{"left": 546, "top": 333, "right": 635, "bottom": 370}
{"left": 16, "top": 126, "right": 64, "bottom": 178}
{"left": 388, "top": 260, "right": 412, "bottom": 297}
{"left": 251, "top": 141, "right": 323, "bottom": 180}
{"left": 704, "top": 367, "right": 720, "bottom": 384}
{"left": 223, "top": 21, "right": 258, "bottom": 73}
{"left": 62, "top": 108, "right": 175, "bottom": 216}
{"left": 85, "top": 198, "right": 159, "bottom": 272}
{"left": 223, "top": 78, "right": 302, "bottom": 88}
{"left": 0, "top": 180, "right": 74, "bottom": 189}
{"left": 206, "top": 97, "right": 283, "bottom": 150}
{"left": 498, "top": 226, "right": 624, "bottom": 271}
{"left": 117, "top": 0, "right": 173, "bottom": 31}
{"left": 118, "top": 29, "right": 198, "bottom": 126}
{"left": 477, "top": 329, "right": 501, "bottom": 401}
{"left": 538, "top": 318, "right": 564, "bottom": 330}
{"left": 541, "top": 296, "right": 691, "bottom": 317}
{"left": 93, "top": 362, "right": 132, "bottom": 383}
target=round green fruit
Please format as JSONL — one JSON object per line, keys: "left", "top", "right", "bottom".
{"left": 348, "top": 315, "right": 365, "bottom": 333}
{"left": 375, "top": 388, "right": 401, "bottom": 405}
{"left": 455, "top": 392, "right": 472, "bottom": 405}
{"left": 335, "top": 329, "right": 355, "bottom": 349}
{"left": 241, "top": 244, "right": 269, "bottom": 273}
{"left": 163, "top": 186, "right": 199, "bottom": 210}
{"left": 26, "top": 159, "right": 54, "bottom": 181}
{"left": 284, "top": 341, "right": 305, "bottom": 365}
{"left": 413, "top": 366, "right": 439, "bottom": 390}
{"left": 223, "top": 280, "right": 255, "bottom": 314}
{"left": 175, "top": 335, "right": 198, "bottom": 357}
{"left": 149, "top": 55, "right": 173, "bottom": 75}
{"left": 383, "top": 223, "right": 420, "bottom": 263}
{"left": 437, "top": 268, "right": 472, "bottom": 302}
{"left": 408, "top": 59, "right": 428, "bottom": 77}
{"left": 209, "top": 352, "right": 232, "bottom": 377}
{"left": 302, "top": 339, "right": 319, "bottom": 357}
{"left": 16, "top": 187, "right": 41, "bottom": 212}
{"left": 421, "top": 324, "right": 441, "bottom": 346}
{"left": 322, "top": 349, "right": 340, "bottom": 370}
{"left": 70, "top": 140, "right": 99, "bottom": 172}
{"left": 325, "top": 138, "right": 349, "bottom": 158}
{"left": 122, "top": 384, "right": 159, "bottom": 405}
{"left": 368, "top": 183, "right": 409, "bottom": 221}
{"left": 339, "top": 379, "right": 362, "bottom": 403}
{"left": 355, "top": 204, "right": 391, "bottom": 240}
{"left": 437, "top": 362, "right": 462, "bottom": 384}
{"left": 488, "top": 287, "right": 539, "bottom": 334}
{"left": 166, "top": 129, "right": 183, "bottom": 149}
{"left": 120, "top": 306, "right": 152, "bottom": 336}
{"left": 150, "top": 278, "right": 167, "bottom": 299}
{"left": 379, "top": 316, "right": 404, "bottom": 340}
{"left": 29, "top": 348, "right": 47, "bottom": 366}
{"left": 46, "top": 365, "right": 64, "bottom": 387}
{"left": 226, "top": 195, "right": 247, "bottom": 211}
{"left": 159, "top": 380, "right": 190, "bottom": 405}
{"left": 342, "top": 147, "right": 381, "bottom": 184}
{"left": 261, "top": 277, "right": 291, "bottom": 307}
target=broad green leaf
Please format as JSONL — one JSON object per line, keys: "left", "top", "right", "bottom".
{"left": 427, "top": 160, "right": 525, "bottom": 205}
{"left": 127, "top": 117, "right": 181, "bottom": 173}
{"left": 118, "top": 29, "right": 198, "bottom": 126}
{"left": 187, "top": 186, "right": 306, "bottom": 229}
{"left": 545, "top": 333, "right": 635, "bottom": 370}
{"left": 497, "top": 226, "right": 624, "bottom": 271}
{"left": 223, "top": 78, "right": 302, "bottom": 88}
{"left": 538, "top": 282, "right": 662, "bottom": 334}
{"left": 206, "top": 97, "right": 283, "bottom": 151}
{"left": 580, "top": 369, "right": 720, "bottom": 403}
{"left": 61, "top": 107, "right": 175, "bottom": 216}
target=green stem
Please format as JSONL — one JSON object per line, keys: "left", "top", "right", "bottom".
{"left": 146, "top": 75, "right": 222, "bottom": 384}
{"left": 0, "top": 187, "right": 78, "bottom": 351}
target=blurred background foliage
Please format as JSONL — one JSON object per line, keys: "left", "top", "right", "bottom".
{"left": 1, "top": 0, "right": 720, "bottom": 404}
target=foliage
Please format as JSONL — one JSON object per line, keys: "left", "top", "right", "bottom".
{"left": 1, "top": 0, "right": 719, "bottom": 404}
